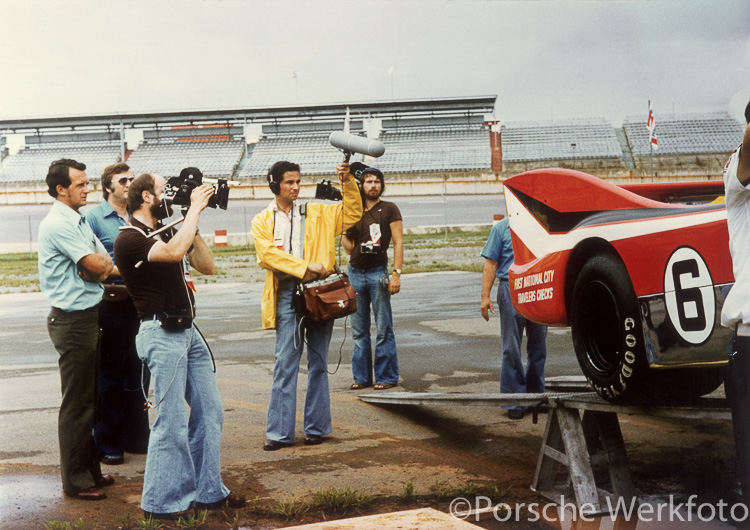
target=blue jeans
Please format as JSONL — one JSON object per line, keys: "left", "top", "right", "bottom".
{"left": 267, "top": 281, "right": 334, "bottom": 443}
{"left": 349, "top": 266, "right": 399, "bottom": 385}
{"left": 135, "top": 321, "right": 229, "bottom": 514}
{"left": 497, "top": 280, "right": 547, "bottom": 409}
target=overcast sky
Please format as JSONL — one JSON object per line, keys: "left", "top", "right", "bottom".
{"left": 0, "top": 0, "right": 748, "bottom": 125}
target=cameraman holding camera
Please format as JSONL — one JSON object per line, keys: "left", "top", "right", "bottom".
{"left": 114, "top": 173, "right": 244, "bottom": 520}
{"left": 252, "top": 161, "right": 362, "bottom": 450}
{"left": 342, "top": 167, "right": 403, "bottom": 391}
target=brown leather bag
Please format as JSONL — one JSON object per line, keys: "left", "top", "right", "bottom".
{"left": 300, "top": 273, "right": 357, "bottom": 322}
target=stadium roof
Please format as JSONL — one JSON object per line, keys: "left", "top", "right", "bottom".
{"left": 0, "top": 96, "right": 496, "bottom": 134}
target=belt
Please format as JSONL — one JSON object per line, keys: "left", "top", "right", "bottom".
{"left": 500, "top": 278, "right": 509, "bottom": 282}
{"left": 141, "top": 314, "right": 160, "bottom": 323}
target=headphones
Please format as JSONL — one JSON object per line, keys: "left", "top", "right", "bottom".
{"left": 267, "top": 162, "right": 282, "bottom": 195}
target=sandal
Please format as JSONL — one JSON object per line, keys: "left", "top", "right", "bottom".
{"left": 350, "top": 382, "right": 372, "bottom": 390}
{"left": 373, "top": 383, "right": 396, "bottom": 390}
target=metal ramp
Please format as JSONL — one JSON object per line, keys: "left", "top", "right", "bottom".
{"left": 359, "top": 388, "right": 730, "bottom": 514}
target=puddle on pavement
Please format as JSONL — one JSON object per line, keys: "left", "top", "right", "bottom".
{"left": 0, "top": 473, "right": 64, "bottom": 521}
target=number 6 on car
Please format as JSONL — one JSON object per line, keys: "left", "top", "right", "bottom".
{"left": 504, "top": 168, "right": 732, "bottom": 403}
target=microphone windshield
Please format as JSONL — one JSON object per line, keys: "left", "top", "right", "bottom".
{"left": 329, "top": 131, "right": 385, "bottom": 158}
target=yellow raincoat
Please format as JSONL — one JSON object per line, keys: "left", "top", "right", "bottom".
{"left": 251, "top": 177, "right": 362, "bottom": 329}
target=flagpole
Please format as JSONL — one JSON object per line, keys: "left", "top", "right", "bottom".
{"left": 648, "top": 100, "right": 654, "bottom": 180}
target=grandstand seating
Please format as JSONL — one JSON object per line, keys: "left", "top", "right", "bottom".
{"left": 623, "top": 112, "right": 743, "bottom": 156}
{"left": 501, "top": 118, "right": 623, "bottom": 163}
{"left": 126, "top": 138, "right": 245, "bottom": 179}
{"left": 239, "top": 121, "right": 364, "bottom": 178}
{"left": 0, "top": 142, "right": 121, "bottom": 183}
{"left": 0, "top": 110, "right": 744, "bottom": 185}
{"left": 376, "top": 116, "right": 490, "bottom": 173}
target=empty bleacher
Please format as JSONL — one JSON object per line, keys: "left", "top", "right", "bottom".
{"left": 0, "top": 132, "right": 121, "bottom": 183}
{"left": 126, "top": 126, "right": 245, "bottom": 179}
{"left": 376, "top": 116, "right": 490, "bottom": 173}
{"left": 623, "top": 112, "right": 743, "bottom": 156}
{"left": 501, "top": 118, "right": 624, "bottom": 164}
{"left": 239, "top": 121, "right": 363, "bottom": 178}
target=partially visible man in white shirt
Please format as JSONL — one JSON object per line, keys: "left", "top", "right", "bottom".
{"left": 721, "top": 99, "right": 750, "bottom": 518}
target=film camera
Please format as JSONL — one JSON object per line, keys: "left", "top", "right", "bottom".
{"left": 163, "top": 167, "right": 229, "bottom": 209}
{"left": 315, "top": 162, "right": 370, "bottom": 202}
{"left": 315, "top": 179, "right": 343, "bottom": 201}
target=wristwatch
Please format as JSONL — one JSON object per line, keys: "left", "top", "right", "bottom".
{"left": 393, "top": 269, "right": 401, "bottom": 275}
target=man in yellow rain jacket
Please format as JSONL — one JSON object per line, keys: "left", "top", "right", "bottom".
{"left": 252, "top": 161, "right": 362, "bottom": 450}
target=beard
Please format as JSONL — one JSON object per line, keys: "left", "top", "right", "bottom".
{"left": 365, "top": 188, "right": 382, "bottom": 200}
{"left": 150, "top": 197, "right": 173, "bottom": 219}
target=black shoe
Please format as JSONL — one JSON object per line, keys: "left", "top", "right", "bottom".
{"left": 143, "top": 508, "right": 194, "bottom": 521}
{"left": 263, "top": 439, "right": 293, "bottom": 451}
{"left": 304, "top": 434, "right": 325, "bottom": 446}
{"left": 195, "top": 492, "right": 247, "bottom": 510}
{"left": 506, "top": 409, "right": 525, "bottom": 420}
{"left": 100, "top": 454, "right": 124, "bottom": 465}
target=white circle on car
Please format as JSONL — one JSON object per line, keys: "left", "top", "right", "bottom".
{"left": 663, "top": 246, "right": 715, "bottom": 346}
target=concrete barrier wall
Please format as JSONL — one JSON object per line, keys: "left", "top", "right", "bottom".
{"left": 0, "top": 169, "right": 725, "bottom": 205}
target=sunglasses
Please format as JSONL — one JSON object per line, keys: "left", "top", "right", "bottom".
{"left": 117, "top": 176, "right": 135, "bottom": 185}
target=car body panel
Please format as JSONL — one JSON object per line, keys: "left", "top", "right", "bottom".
{"left": 503, "top": 168, "right": 732, "bottom": 369}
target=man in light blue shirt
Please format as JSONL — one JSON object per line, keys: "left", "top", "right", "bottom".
{"left": 38, "top": 159, "right": 114, "bottom": 501}
{"left": 480, "top": 216, "right": 547, "bottom": 420}
{"left": 85, "top": 163, "right": 150, "bottom": 466}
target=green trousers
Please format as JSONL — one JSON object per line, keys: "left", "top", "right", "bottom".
{"left": 47, "top": 305, "right": 103, "bottom": 495}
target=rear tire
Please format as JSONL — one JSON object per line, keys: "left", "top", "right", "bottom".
{"left": 570, "top": 253, "right": 724, "bottom": 403}
{"left": 570, "top": 253, "right": 649, "bottom": 402}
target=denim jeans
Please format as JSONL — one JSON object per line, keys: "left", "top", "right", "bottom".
{"left": 497, "top": 280, "right": 547, "bottom": 409}
{"left": 266, "top": 281, "right": 334, "bottom": 443}
{"left": 136, "top": 320, "right": 229, "bottom": 514}
{"left": 349, "top": 266, "right": 399, "bottom": 385}
{"left": 95, "top": 298, "right": 150, "bottom": 457}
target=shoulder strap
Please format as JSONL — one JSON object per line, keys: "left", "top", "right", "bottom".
{"left": 119, "top": 224, "right": 149, "bottom": 237}
{"left": 300, "top": 203, "right": 306, "bottom": 260}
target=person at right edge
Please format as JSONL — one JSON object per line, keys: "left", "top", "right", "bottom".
{"left": 342, "top": 167, "right": 403, "bottom": 391}
{"left": 480, "top": 216, "right": 547, "bottom": 420}
{"left": 720, "top": 99, "right": 750, "bottom": 524}
{"left": 252, "top": 161, "right": 362, "bottom": 451}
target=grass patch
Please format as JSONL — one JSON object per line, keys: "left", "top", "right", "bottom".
{"left": 401, "top": 481, "right": 415, "bottom": 498}
{"left": 430, "top": 480, "right": 509, "bottom": 501}
{"left": 134, "top": 516, "right": 165, "bottom": 529}
{"left": 44, "top": 519, "right": 87, "bottom": 530}
{"left": 175, "top": 509, "right": 208, "bottom": 528}
{"left": 246, "top": 487, "right": 377, "bottom": 521}
{"left": 0, "top": 252, "right": 40, "bottom": 292}
{"left": 402, "top": 229, "right": 489, "bottom": 249}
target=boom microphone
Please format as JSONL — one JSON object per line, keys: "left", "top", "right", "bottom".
{"left": 329, "top": 131, "right": 386, "bottom": 158}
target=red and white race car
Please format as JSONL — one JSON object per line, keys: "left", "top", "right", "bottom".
{"left": 503, "top": 168, "right": 731, "bottom": 402}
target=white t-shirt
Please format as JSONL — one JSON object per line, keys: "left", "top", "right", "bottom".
{"left": 272, "top": 201, "right": 303, "bottom": 259}
{"left": 721, "top": 145, "right": 750, "bottom": 330}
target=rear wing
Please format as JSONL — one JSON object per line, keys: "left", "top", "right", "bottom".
{"left": 618, "top": 181, "right": 725, "bottom": 204}
{"left": 503, "top": 168, "right": 725, "bottom": 265}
